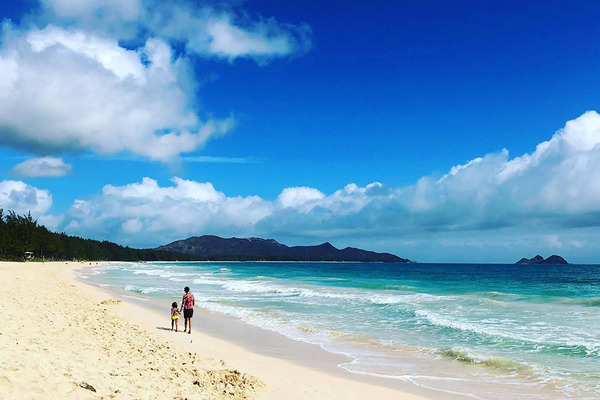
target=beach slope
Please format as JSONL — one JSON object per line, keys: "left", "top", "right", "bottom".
{"left": 0, "top": 262, "right": 432, "bottom": 400}
{"left": 0, "top": 261, "right": 262, "bottom": 399}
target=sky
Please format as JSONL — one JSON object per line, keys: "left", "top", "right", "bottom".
{"left": 1, "top": 0, "right": 600, "bottom": 263}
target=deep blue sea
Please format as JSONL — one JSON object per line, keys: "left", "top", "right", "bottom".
{"left": 79, "top": 262, "right": 600, "bottom": 399}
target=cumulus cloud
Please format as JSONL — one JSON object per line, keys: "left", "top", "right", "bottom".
{"left": 0, "top": 0, "right": 310, "bottom": 162}
{"left": 122, "top": 218, "right": 143, "bottom": 234}
{"left": 0, "top": 24, "right": 232, "bottom": 161}
{"left": 277, "top": 187, "right": 325, "bottom": 210}
{"left": 37, "top": 213, "right": 64, "bottom": 230}
{"left": 37, "top": 0, "right": 312, "bottom": 61}
{"left": 0, "top": 180, "right": 52, "bottom": 215}
{"left": 54, "top": 111, "right": 600, "bottom": 261}
{"left": 199, "top": 16, "right": 311, "bottom": 61}
{"left": 64, "top": 177, "right": 272, "bottom": 245}
{"left": 2, "top": 111, "right": 595, "bottom": 260}
{"left": 12, "top": 157, "right": 72, "bottom": 177}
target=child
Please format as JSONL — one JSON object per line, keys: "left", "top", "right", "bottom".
{"left": 171, "top": 302, "right": 180, "bottom": 332}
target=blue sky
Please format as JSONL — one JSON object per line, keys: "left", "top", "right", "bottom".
{"left": 1, "top": 0, "right": 600, "bottom": 262}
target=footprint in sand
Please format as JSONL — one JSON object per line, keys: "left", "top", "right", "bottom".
{"left": 0, "top": 376, "right": 13, "bottom": 387}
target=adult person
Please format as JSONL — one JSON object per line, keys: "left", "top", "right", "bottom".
{"left": 179, "top": 286, "right": 195, "bottom": 334}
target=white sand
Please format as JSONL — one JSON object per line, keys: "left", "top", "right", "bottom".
{"left": 0, "top": 261, "right": 436, "bottom": 399}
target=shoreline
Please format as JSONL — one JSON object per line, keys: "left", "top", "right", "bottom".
{"left": 77, "top": 267, "right": 464, "bottom": 399}
{"left": 0, "top": 261, "right": 441, "bottom": 399}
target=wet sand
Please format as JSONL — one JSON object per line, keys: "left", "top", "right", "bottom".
{"left": 0, "top": 261, "right": 436, "bottom": 399}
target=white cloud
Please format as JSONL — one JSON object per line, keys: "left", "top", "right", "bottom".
{"left": 122, "top": 218, "right": 143, "bottom": 234}
{"left": 438, "top": 157, "right": 483, "bottom": 182}
{"left": 201, "top": 17, "right": 311, "bottom": 61}
{"left": 64, "top": 177, "right": 272, "bottom": 245}
{"left": 569, "top": 240, "right": 585, "bottom": 249}
{"left": 543, "top": 235, "right": 562, "bottom": 248}
{"left": 37, "top": 0, "right": 312, "bottom": 62}
{"left": 0, "top": 1, "right": 311, "bottom": 161}
{"left": 10, "top": 111, "right": 599, "bottom": 261}
{"left": 0, "top": 24, "right": 233, "bottom": 161}
{"left": 0, "top": 180, "right": 52, "bottom": 215}
{"left": 37, "top": 213, "right": 64, "bottom": 230}
{"left": 26, "top": 25, "right": 146, "bottom": 81}
{"left": 207, "top": 20, "right": 291, "bottom": 58}
{"left": 148, "top": 4, "right": 311, "bottom": 62}
{"left": 12, "top": 157, "right": 72, "bottom": 177}
{"left": 40, "top": 0, "right": 141, "bottom": 20}
{"left": 277, "top": 187, "right": 325, "bottom": 210}
{"left": 57, "top": 111, "right": 600, "bottom": 251}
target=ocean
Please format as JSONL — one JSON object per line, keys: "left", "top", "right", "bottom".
{"left": 78, "top": 262, "right": 600, "bottom": 399}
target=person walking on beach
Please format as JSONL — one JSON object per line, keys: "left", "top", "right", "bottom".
{"left": 171, "top": 302, "right": 180, "bottom": 332}
{"left": 180, "top": 286, "right": 195, "bottom": 334}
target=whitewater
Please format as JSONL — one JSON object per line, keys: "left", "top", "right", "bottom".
{"left": 78, "top": 262, "right": 600, "bottom": 399}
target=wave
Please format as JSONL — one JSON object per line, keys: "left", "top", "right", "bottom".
{"left": 556, "top": 297, "right": 600, "bottom": 307}
{"left": 323, "top": 330, "right": 386, "bottom": 347}
{"left": 335, "top": 367, "right": 491, "bottom": 400}
{"left": 358, "top": 283, "right": 415, "bottom": 291}
{"left": 192, "top": 276, "right": 229, "bottom": 285}
{"left": 416, "top": 309, "right": 600, "bottom": 357}
{"left": 317, "top": 277, "right": 347, "bottom": 281}
{"left": 247, "top": 276, "right": 272, "bottom": 281}
{"left": 296, "top": 276, "right": 348, "bottom": 282}
{"left": 196, "top": 278, "right": 454, "bottom": 306}
{"left": 73, "top": 270, "right": 89, "bottom": 279}
{"left": 113, "top": 266, "right": 453, "bottom": 307}
{"left": 106, "top": 265, "right": 455, "bottom": 305}
{"left": 80, "top": 261, "right": 600, "bottom": 400}
{"left": 475, "top": 291, "right": 600, "bottom": 308}
{"left": 127, "top": 267, "right": 205, "bottom": 284}
{"left": 578, "top": 298, "right": 600, "bottom": 307}
{"left": 222, "top": 280, "right": 303, "bottom": 295}
{"left": 123, "top": 284, "right": 171, "bottom": 295}
{"left": 438, "top": 347, "right": 530, "bottom": 372}
{"left": 193, "top": 300, "right": 407, "bottom": 360}
{"left": 485, "top": 291, "right": 510, "bottom": 297}
{"left": 416, "top": 309, "right": 507, "bottom": 338}
{"left": 131, "top": 268, "right": 179, "bottom": 277}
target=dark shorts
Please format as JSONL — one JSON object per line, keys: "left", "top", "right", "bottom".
{"left": 183, "top": 308, "right": 194, "bottom": 319}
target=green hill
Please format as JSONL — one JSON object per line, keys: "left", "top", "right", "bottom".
{"left": 0, "top": 210, "right": 192, "bottom": 262}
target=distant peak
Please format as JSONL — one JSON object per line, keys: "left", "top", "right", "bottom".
{"left": 317, "top": 242, "right": 336, "bottom": 249}
{"left": 157, "top": 235, "right": 408, "bottom": 262}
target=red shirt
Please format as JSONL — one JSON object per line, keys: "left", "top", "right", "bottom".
{"left": 182, "top": 292, "right": 195, "bottom": 309}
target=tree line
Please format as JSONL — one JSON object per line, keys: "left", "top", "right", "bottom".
{"left": 0, "top": 210, "right": 194, "bottom": 261}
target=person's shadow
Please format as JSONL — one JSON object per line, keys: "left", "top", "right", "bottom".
{"left": 155, "top": 327, "right": 173, "bottom": 331}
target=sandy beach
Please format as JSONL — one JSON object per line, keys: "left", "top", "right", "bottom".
{"left": 0, "top": 261, "right": 435, "bottom": 400}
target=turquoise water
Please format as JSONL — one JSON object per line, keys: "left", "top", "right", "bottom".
{"left": 80, "top": 262, "right": 600, "bottom": 399}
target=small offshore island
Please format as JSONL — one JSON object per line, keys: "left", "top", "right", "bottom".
{"left": 515, "top": 255, "right": 569, "bottom": 264}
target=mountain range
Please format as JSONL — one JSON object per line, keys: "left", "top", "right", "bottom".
{"left": 156, "top": 235, "right": 409, "bottom": 262}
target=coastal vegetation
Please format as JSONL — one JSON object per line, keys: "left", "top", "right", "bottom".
{"left": 0, "top": 210, "right": 193, "bottom": 261}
